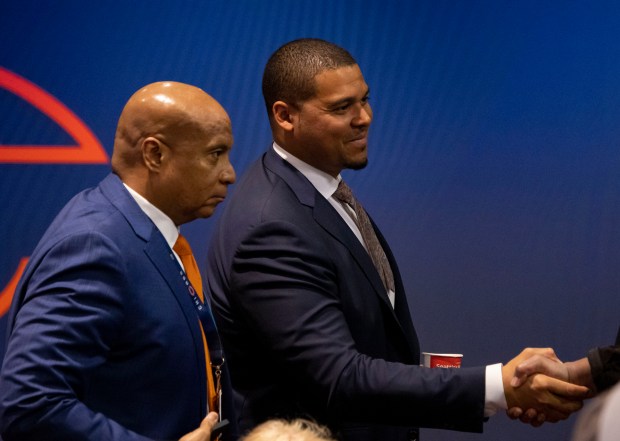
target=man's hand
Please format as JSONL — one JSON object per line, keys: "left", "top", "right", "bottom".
{"left": 510, "top": 348, "right": 568, "bottom": 388}
{"left": 179, "top": 412, "right": 219, "bottom": 441}
{"left": 502, "top": 348, "right": 590, "bottom": 426}
{"left": 506, "top": 349, "right": 595, "bottom": 425}
{"left": 511, "top": 353, "right": 594, "bottom": 390}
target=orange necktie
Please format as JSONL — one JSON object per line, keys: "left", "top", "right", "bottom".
{"left": 173, "top": 234, "right": 218, "bottom": 413}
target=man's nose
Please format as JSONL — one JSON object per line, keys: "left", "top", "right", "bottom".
{"left": 221, "top": 159, "right": 236, "bottom": 184}
{"left": 353, "top": 104, "right": 372, "bottom": 126}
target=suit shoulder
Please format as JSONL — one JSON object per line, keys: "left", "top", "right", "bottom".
{"left": 34, "top": 186, "right": 142, "bottom": 259}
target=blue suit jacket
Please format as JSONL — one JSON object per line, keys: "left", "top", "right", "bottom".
{"left": 207, "top": 149, "right": 486, "bottom": 441}
{"left": 0, "top": 174, "right": 215, "bottom": 440}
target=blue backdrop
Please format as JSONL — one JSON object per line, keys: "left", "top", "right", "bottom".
{"left": 1, "top": 1, "right": 619, "bottom": 440}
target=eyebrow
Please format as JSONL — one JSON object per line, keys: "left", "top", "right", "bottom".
{"left": 327, "top": 87, "right": 370, "bottom": 108}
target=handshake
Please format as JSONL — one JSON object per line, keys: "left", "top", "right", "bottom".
{"left": 502, "top": 348, "right": 594, "bottom": 427}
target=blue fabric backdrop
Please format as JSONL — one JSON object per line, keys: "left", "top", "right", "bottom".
{"left": 1, "top": 1, "right": 619, "bottom": 440}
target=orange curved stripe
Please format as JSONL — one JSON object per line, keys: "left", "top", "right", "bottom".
{"left": 0, "top": 257, "right": 28, "bottom": 317}
{"left": 0, "top": 67, "right": 109, "bottom": 164}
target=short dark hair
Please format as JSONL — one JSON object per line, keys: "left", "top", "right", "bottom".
{"left": 262, "top": 38, "right": 357, "bottom": 118}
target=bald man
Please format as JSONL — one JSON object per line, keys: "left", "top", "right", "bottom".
{"left": 0, "top": 82, "right": 236, "bottom": 441}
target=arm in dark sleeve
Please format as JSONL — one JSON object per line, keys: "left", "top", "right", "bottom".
{"left": 588, "top": 345, "right": 620, "bottom": 393}
{"left": 229, "top": 220, "right": 486, "bottom": 431}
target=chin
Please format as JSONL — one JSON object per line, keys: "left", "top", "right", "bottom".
{"left": 347, "top": 158, "right": 368, "bottom": 171}
{"left": 197, "top": 207, "right": 217, "bottom": 219}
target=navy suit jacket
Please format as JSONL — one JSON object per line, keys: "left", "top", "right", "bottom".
{"left": 0, "top": 173, "right": 229, "bottom": 440}
{"left": 207, "top": 148, "right": 486, "bottom": 441}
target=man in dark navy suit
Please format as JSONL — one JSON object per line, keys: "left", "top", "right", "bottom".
{"left": 206, "top": 38, "right": 588, "bottom": 441}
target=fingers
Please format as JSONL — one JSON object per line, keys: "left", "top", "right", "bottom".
{"left": 529, "top": 412, "right": 546, "bottom": 428}
{"left": 516, "top": 347, "right": 560, "bottom": 363}
{"left": 534, "top": 375, "right": 590, "bottom": 401}
{"left": 507, "top": 407, "right": 548, "bottom": 427}
{"left": 504, "top": 349, "right": 586, "bottom": 427}
{"left": 528, "top": 375, "right": 586, "bottom": 421}
{"left": 510, "top": 373, "right": 529, "bottom": 388}
{"left": 505, "top": 348, "right": 558, "bottom": 375}
{"left": 505, "top": 372, "right": 586, "bottom": 423}
{"left": 506, "top": 407, "right": 522, "bottom": 420}
{"left": 511, "top": 354, "right": 567, "bottom": 388}
{"left": 178, "top": 412, "right": 219, "bottom": 441}
{"left": 522, "top": 409, "right": 545, "bottom": 427}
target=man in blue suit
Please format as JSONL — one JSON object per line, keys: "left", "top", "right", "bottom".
{"left": 206, "top": 39, "right": 588, "bottom": 441}
{"left": 0, "top": 81, "right": 236, "bottom": 440}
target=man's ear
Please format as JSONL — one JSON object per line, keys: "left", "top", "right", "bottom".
{"left": 272, "top": 101, "right": 297, "bottom": 132}
{"left": 142, "top": 137, "right": 164, "bottom": 172}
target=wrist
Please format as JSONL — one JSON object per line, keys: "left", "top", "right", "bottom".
{"left": 565, "top": 358, "right": 594, "bottom": 389}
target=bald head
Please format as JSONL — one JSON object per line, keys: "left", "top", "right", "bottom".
{"left": 112, "top": 81, "right": 229, "bottom": 176}
{"left": 111, "top": 81, "right": 235, "bottom": 225}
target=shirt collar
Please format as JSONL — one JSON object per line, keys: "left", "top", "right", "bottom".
{"left": 123, "top": 183, "right": 179, "bottom": 248}
{"left": 272, "top": 142, "right": 341, "bottom": 199}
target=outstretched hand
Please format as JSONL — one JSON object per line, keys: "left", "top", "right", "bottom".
{"left": 510, "top": 348, "right": 569, "bottom": 388}
{"left": 502, "top": 348, "right": 590, "bottom": 427}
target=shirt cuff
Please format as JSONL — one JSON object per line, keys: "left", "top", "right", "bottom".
{"left": 484, "top": 363, "right": 507, "bottom": 417}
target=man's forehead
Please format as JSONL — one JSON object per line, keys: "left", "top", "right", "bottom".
{"left": 311, "top": 66, "right": 368, "bottom": 100}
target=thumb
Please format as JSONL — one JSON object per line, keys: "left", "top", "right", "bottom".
{"left": 510, "top": 373, "right": 528, "bottom": 388}
{"left": 511, "top": 360, "right": 536, "bottom": 387}
{"left": 205, "top": 412, "right": 219, "bottom": 425}
{"left": 545, "top": 376, "right": 590, "bottom": 399}
{"left": 178, "top": 412, "right": 219, "bottom": 441}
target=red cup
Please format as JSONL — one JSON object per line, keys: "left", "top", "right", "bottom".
{"left": 422, "top": 352, "right": 463, "bottom": 368}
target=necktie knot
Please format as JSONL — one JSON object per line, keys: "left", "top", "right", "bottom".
{"left": 333, "top": 179, "right": 355, "bottom": 206}
{"left": 173, "top": 234, "right": 192, "bottom": 257}
{"left": 173, "top": 234, "right": 203, "bottom": 300}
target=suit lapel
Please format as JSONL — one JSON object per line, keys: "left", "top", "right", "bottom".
{"left": 100, "top": 174, "right": 208, "bottom": 401}
{"left": 265, "top": 149, "right": 419, "bottom": 359}
{"left": 264, "top": 150, "right": 394, "bottom": 311}
{"left": 313, "top": 197, "right": 389, "bottom": 300}
{"left": 144, "top": 235, "right": 208, "bottom": 378}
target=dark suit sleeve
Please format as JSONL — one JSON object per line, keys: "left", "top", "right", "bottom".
{"left": 0, "top": 233, "right": 156, "bottom": 441}
{"left": 588, "top": 345, "right": 620, "bottom": 393}
{"left": 228, "top": 220, "right": 485, "bottom": 431}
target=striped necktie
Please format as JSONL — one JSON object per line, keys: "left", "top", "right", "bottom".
{"left": 333, "top": 180, "right": 395, "bottom": 293}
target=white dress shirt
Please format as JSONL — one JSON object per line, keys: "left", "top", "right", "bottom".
{"left": 123, "top": 183, "right": 184, "bottom": 269}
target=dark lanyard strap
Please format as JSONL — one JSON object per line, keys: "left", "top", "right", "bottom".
{"left": 185, "top": 282, "right": 225, "bottom": 367}
{"left": 179, "top": 267, "right": 226, "bottom": 419}
{"left": 179, "top": 270, "right": 224, "bottom": 368}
